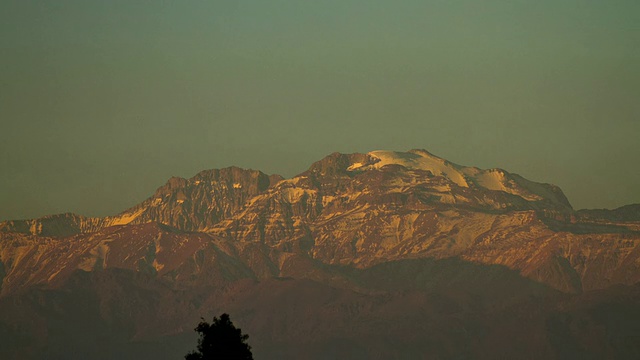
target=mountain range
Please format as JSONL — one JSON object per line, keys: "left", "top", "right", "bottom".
{"left": 1, "top": 149, "right": 639, "bottom": 359}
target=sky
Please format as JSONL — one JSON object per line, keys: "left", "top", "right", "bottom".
{"left": 1, "top": 0, "right": 639, "bottom": 221}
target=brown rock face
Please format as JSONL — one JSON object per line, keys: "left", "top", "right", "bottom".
{"left": 0, "top": 167, "right": 282, "bottom": 237}
{"left": 1, "top": 149, "right": 640, "bottom": 359}
{"left": 0, "top": 212, "right": 108, "bottom": 237}
{"left": 114, "top": 167, "right": 282, "bottom": 231}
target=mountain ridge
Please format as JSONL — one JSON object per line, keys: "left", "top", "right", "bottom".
{"left": 3, "top": 149, "right": 633, "bottom": 236}
{"left": 1, "top": 149, "right": 639, "bottom": 294}
{"left": 1, "top": 149, "right": 640, "bottom": 359}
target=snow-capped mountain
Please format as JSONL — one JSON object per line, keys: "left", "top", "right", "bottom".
{"left": 1, "top": 149, "right": 639, "bottom": 359}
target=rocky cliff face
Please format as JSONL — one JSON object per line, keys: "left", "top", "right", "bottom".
{"left": 0, "top": 212, "right": 107, "bottom": 237}
{"left": 108, "top": 167, "right": 282, "bottom": 231}
{"left": 0, "top": 167, "right": 282, "bottom": 237}
{"left": 1, "top": 149, "right": 639, "bottom": 359}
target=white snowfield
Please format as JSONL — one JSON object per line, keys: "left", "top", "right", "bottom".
{"left": 356, "top": 150, "right": 556, "bottom": 203}
{"left": 368, "top": 150, "right": 470, "bottom": 187}
{"left": 110, "top": 207, "right": 147, "bottom": 226}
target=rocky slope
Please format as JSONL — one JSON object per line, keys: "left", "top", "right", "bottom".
{"left": 2, "top": 150, "right": 640, "bottom": 293}
{"left": 0, "top": 167, "right": 283, "bottom": 237}
{"left": 1, "top": 149, "right": 640, "bottom": 359}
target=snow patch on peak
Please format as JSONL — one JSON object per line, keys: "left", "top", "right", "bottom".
{"left": 110, "top": 207, "right": 146, "bottom": 226}
{"left": 347, "top": 162, "right": 364, "bottom": 171}
{"left": 471, "top": 169, "right": 509, "bottom": 192}
{"left": 345, "top": 149, "right": 566, "bottom": 206}
{"left": 367, "top": 150, "right": 470, "bottom": 188}
{"left": 467, "top": 168, "right": 542, "bottom": 201}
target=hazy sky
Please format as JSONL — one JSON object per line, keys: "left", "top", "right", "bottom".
{"left": 1, "top": 0, "right": 639, "bottom": 220}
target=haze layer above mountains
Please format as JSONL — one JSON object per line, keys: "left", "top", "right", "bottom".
{"left": 3, "top": 1, "right": 640, "bottom": 221}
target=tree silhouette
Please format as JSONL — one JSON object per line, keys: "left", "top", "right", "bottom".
{"left": 185, "top": 313, "right": 253, "bottom": 360}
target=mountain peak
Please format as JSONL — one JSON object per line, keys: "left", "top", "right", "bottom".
{"left": 305, "top": 149, "right": 453, "bottom": 177}
{"left": 1, "top": 149, "right": 575, "bottom": 239}
{"left": 336, "top": 149, "right": 571, "bottom": 209}
{"left": 360, "top": 150, "right": 468, "bottom": 186}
